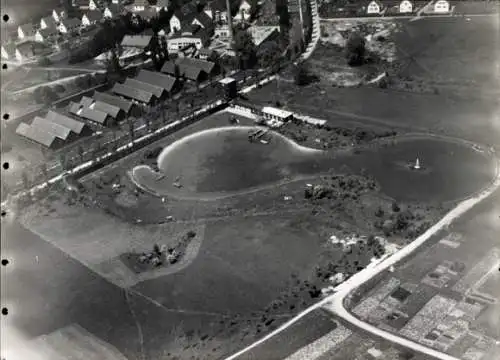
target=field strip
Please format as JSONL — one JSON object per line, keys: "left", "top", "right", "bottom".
{"left": 224, "top": 154, "right": 500, "bottom": 360}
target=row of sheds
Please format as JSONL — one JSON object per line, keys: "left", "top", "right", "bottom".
{"left": 15, "top": 110, "right": 92, "bottom": 149}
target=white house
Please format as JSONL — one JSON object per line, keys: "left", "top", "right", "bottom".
{"left": 366, "top": 0, "right": 382, "bottom": 14}
{"left": 1, "top": 43, "right": 16, "bottom": 60}
{"left": 192, "top": 12, "right": 213, "bottom": 30}
{"left": 234, "top": 0, "right": 252, "bottom": 21}
{"left": 169, "top": 13, "right": 182, "bottom": 33}
{"left": 208, "top": 2, "right": 228, "bottom": 23}
{"left": 18, "top": 24, "right": 35, "bottom": 40}
{"left": 88, "top": 0, "right": 98, "bottom": 10}
{"left": 167, "top": 33, "right": 205, "bottom": 52}
{"left": 399, "top": 0, "right": 413, "bottom": 13}
{"left": 433, "top": 0, "right": 450, "bottom": 13}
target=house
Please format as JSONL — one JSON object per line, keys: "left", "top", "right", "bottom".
{"left": 88, "top": 0, "right": 99, "bottom": 10}
{"left": 177, "top": 57, "right": 217, "bottom": 77}
{"left": 31, "top": 117, "right": 79, "bottom": 143}
{"left": 16, "top": 122, "right": 65, "bottom": 149}
{"left": 52, "top": 9, "right": 63, "bottom": 23}
{"left": 214, "top": 25, "right": 231, "bottom": 40}
{"left": 59, "top": 18, "right": 81, "bottom": 33}
{"left": 192, "top": 12, "right": 214, "bottom": 32}
{"left": 69, "top": 101, "right": 115, "bottom": 126}
{"left": 104, "top": 3, "right": 125, "bottom": 18}
{"left": 82, "top": 10, "right": 103, "bottom": 26}
{"left": 131, "top": 0, "right": 149, "bottom": 12}
{"left": 399, "top": 0, "right": 413, "bottom": 13}
{"left": 35, "top": 27, "right": 60, "bottom": 43}
{"left": 433, "top": 0, "right": 450, "bottom": 13}
{"left": 120, "top": 35, "right": 153, "bottom": 51}
{"left": 112, "top": 83, "right": 157, "bottom": 105}
{"left": 125, "top": 78, "right": 168, "bottom": 100}
{"left": 136, "top": 9, "right": 158, "bottom": 22}
{"left": 262, "top": 106, "right": 293, "bottom": 122}
{"left": 167, "top": 31, "right": 210, "bottom": 52}
{"left": 153, "top": 0, "right": 169, "bottom": 12}
{"left": 208, "top": 1, "right": 229, "bottom": 23}
{"left": 72, "top": 0, "right": 90, "bottom": 9}
{"left": 41, "top": 16, "right": 57, "bottom": 30}
{"left": 135, "top": 69, "right": 179, "bottom": 94}
{"left": 45, "top": 110, "right": 92, "bottom": 136}
{"left": 197, "top": 47, "right": 215, "bottom": 60}
{"left": 366, "top": 0, "right": 383, "bottom": 14}
{"left": 92, "top": 91, "right": 134, "bottom": 115}
{"left": 249, "top": 26, "right": 280, "bottom": 47}
{"left": 234, "top": 0, "right": 252, "bottom": 22}
{"left": 161, "top": 59, "right": 209, "bottom": 82}
{"left": 18, "top": 23, "right": 35, "bottom": 40}
{"left": 1, "top": 43, "right": 17, "bottom": 60}
{"left": 90, "top": 101, "right": 126, "bottom": 122}
{"left": 169, "top": 11, "right": 185, "bottom": 33}
{"left": 15, "top": 41, "right": 48, "bottom": 62}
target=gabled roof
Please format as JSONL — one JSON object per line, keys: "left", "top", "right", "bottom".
{"left": 106, "top": 3, "right": 125, "bottom": 14}
{"left": 192, "top": 11, "right": 213, "bottom": 29}
{"left": 79, "top": 96, "right": 95, "bottom": 107}
{"left": 2, "top": 42, "right": 17, "bottom": 56}
{"left": 46, "top": 110, "right": 87, "bottom": 134}
{"left": 41, "top": 16, "right": 57, "bottom": 28}
{"left": 18, "top": 23, "right": 35, "bottom": 36}
{"left": 160, "top": 60, "right": 176, "bottom": 75}
{"left": 61, "top": 18, "right": 82, "bottom": 28}
{"left": 38, "top": 27, "right": 60, "bottom": 38}
{"left": 112, "top": 83, "right": 155, "bottom": 103}
{"left": 120, "top": 35, "right": 153, "bottom": 48}
{"left": 84, "top": 10, "right": 103, "bottom": 22}
{"left": 177, "top": 57, "right": 215, "bottom": 74}
{"left": 79, "top": 107, "right": 110, "bottom": 124}
{"left": 31, "top": 116, "right": 73, "bottom": 140}
{"left": 16, "top": 41, "right": 48, "bottom": 57}
{"left": 16, "top": 122, "right": 58, "bottom": 147}
{"left": 136, "top": 69, "right": 177, "bottom": 92}
{"left": 182, "top": 65, "right": 203, "bottom": 81}
{"left": 133, "top": 0, "right": 150, "bottom": 6}
{"left": 93, "top": 91, "right": 133, "bottom": 113}
{"left": 124, "top": 78, "right": 165, "bottom": 98}
{"left": 91, "top": 101, "right": 123, "bottom": 118}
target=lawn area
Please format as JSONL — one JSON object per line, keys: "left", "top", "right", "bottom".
{"left": 2, "top": 68, "right": 88, "bottom": 93}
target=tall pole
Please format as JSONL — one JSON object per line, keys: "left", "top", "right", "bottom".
{"left": 297, "top": 0, "right": 305, "bottom": 43}
{"left": 226, "top": 0, "right": 234, "bottom": 48}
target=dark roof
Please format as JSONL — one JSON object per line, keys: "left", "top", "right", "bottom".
{"left": 62, "top": 18, "right": 82, "bottom": 28}
{"left": 136, "top": 9, "right": 158, "bottom": 20}
{"left": 92, "top": 101, "right": 123, "bottom": 118}
{"left": 160, "top": 60, "right": 176, "bottom": 75}
{"left": 41, "top": 16, "right": 57, "bottom": 29}
{"left": 198, "top": 47, "right": 214, "bottom": 56}
{"left": 161, "top": 59, "right": 206, "bottom": 81}
{"left": 84, "top": 10, "right": 103, "bottom": 22}
{"left": 178, "top": 57, "right": 215, "bottom": 74}
{"left": 16, "top": 122, "right": 58, "bottom": 147}
{"left": 136, "top": 69, "right": 177, "bottom": 92}
{"left": 69, "top": 101, "right": 84, "bottom": 115}
{"left": 133, "top": 0, "right": 150, "bottom": 6}
{"left": 192, "top": 11, "right": 213, "bottom": 29}
{"left": 70, "top": 102, "right": 110, "bottom": 124}
{"left": 93, "top": 91, "right": 133, "bottom": 113}
{"left": 31, "top": 117, "right": 72, "bottom": 140}
{"left": 124, "top": 78, "right": 165, "bottom": 98}
{"left": 181, "top": 65, "right": 203, "bottom": 81}
{"left": 106, "top": 3, "right": 125, "bottom": 14}
{"left": 112, "top": 83, "right": 155, "bottom": 103}
{"left": 2, "top": 42, "right": 17, "bottom": 56}
{"left": 156, "top": 0, "right": 169, "bottom": 7}
{"left": 120, "top": 35, "right": 153, "bottom": 48}
{"left": 38, "top": 27, "right": 60, "bottom": 38}
{"left": 16, "top": 41, "right": 48, "bottom": 57}
{"left": 46, "top": 110, "right": 87, "bottom": 134}
{"left": 18, "top": 23, "right": 35, "bottom": 36}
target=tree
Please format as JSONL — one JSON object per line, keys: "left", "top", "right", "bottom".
{"left": 257, "top": 41, "right": 281, "bottom": 69}
{"left": 233, "top": 28, "right": 257, "bottom": 70}
{"left": 345, "top": 32, "right": 366, "bottom": 66}
{"left": 294, "top": 62, "right": 316, "bottom": 86}
{"left": 106, "top": 46, "right": 123, "bottom": 82}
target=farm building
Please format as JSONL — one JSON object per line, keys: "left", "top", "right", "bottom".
{"left": 91, "top": 101, "right": 126, "bottom": 122}
{"left": 16, "top": 122, "right": 65, "bottom": 149}
{"left": 124, "top": 78, "right": 168, "bottom": 101}
{"left": 31, "top": 116, "right": 79, "bottom": 143}
{"left": 92, "top": 92, "right": 135, "bottom": 115}
{"left": 45, "top": 110, "right": 93, "bottom": 136}
{"left": 433, "top": 0, "right": 450, "bottom": 13}
{"left": 112, "top": 83, "right": 157, "bottom": 105}
{"left": 178, "top": 57, "right": 217, "bottom": 77}
{"left": 135, "top": 69, "right": 179, "bottom": 94}
{"left": 120, "top": 35, "right": 154, "bottom": 52}
{"left": 161, "top": 60, "right": 205, "bottom": 82}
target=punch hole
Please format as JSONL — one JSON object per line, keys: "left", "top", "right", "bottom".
{"left": 3, "top": 113, "right": 9, "bottom": 120}
{"left": 1, "top": 210, "right": 6, "bottom": 217}
{"left": 1, "top": 259, "right": 8, "bottom": 266}
{"left": 2, "top": 14, "right": 8, "bottom": 22}
{"left": 2, "top": 64, "right": 6, "bottom": 70}
{"left": 2, "top": 162, "right": 9, "bottom": 170}
{"left": 1, "top": 308, "right": 7, "bottom": 315}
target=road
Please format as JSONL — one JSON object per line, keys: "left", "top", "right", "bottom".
{"left": 319, "top": 12, "right": 498, "bottom": 22}
{"left": 224, "top": 150, "right": 500, "bottom": 360}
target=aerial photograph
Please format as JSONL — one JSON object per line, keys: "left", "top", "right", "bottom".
{"left": 0, "top": 0, "right": 499, "bottom": 359}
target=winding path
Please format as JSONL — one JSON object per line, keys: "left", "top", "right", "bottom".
{"left": 224, "top": 152, "right": 500, "bottom": 360}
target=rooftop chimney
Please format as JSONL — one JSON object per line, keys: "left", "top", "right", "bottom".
{"left": 225, "top": 0, "right": 234, "bottom": 48}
